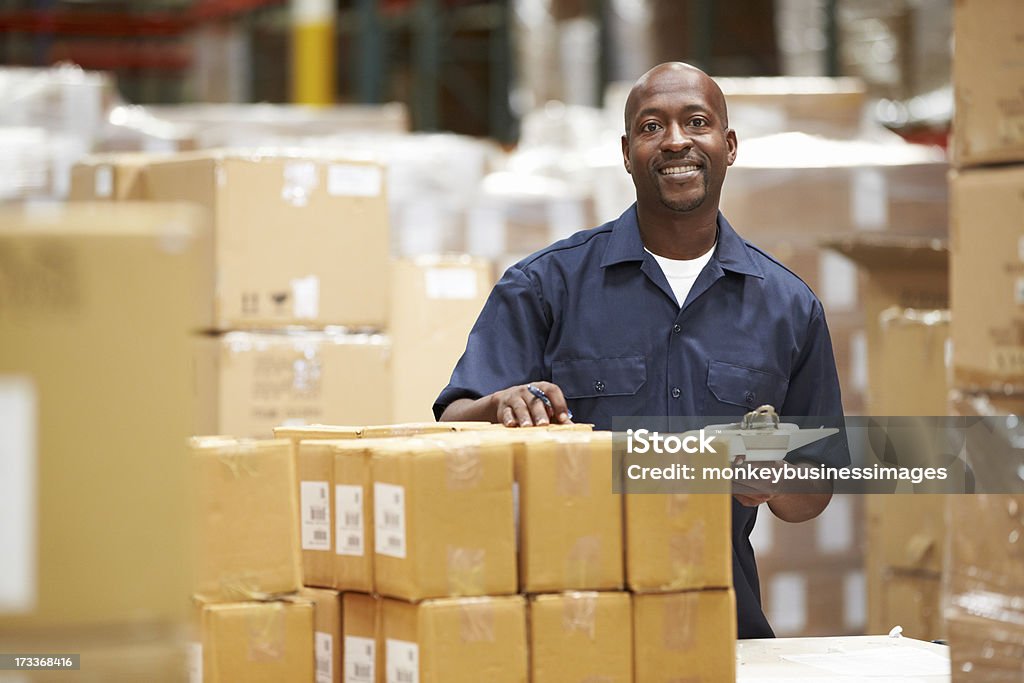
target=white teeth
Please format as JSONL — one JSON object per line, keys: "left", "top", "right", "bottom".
{"left": 659, "top": 165, "right": 700, "bottom": 175}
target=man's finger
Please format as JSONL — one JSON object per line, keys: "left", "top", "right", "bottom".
{"left": 511, "top": 399, "right": 534, "bottom": 427}
{"left": 501, "top": 405, "right": 516, "bottom": 427}
{"left": 526, "top": 389, "right": 550, "bottom": 426}
{"left": 536, "top": 381, "right": 572, "bottom": 424}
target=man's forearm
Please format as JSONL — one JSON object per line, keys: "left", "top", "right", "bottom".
{"left": 439, "top": 396, "right": 499, "bottom": 423}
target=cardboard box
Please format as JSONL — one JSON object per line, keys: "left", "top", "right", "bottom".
{"left": 866, "top": 495, "right": 946, "bottom": 575}
{"left": 761, "top": 564, "right": 866, "bottom": 638}
{"left": 951, "top": 167, "right": 1024, "bottom": 390}
{"left": 952, "top": 0, "right": 1024, "bottom": 168}
{"left": 870, "top": 572, "right": 944, "bottom": 641}
{"left": 301, "top": 587, "right": 342, "bottom": 683}
{"left": 529, "top": 592, "right": 632, "bottom": 683}
{"left": 0, "top": 202, "right": 211, "bottom": 635}
{"left": 950, "top": 389, "right": 1024, "bottom": 417}
{"left": 191, "top": 437, "right": 302, "bottom": 602}
{"left": 296, "top": 439, "right": 380, "bottom": 593}
{"left": 625, "top": 493, "right": 732, "bottom": 593}
{"left": 342, "top": 592, "right": 381, "bottom": 683}
{"left": 949, "top": 495, "right": 1024, "bottom": 597}
{"left": 824, "top": 235, "right": 948, "bottom": 415}
{"left": 194, "top": 599, "right": 314, "bottom": 683}
{"left": 391, "top": 256, "right": 492, "bottom": 423}
{"left": 752, "top": 495, "right": 864, "bottom": 572}
{"left": 948, "top": 612, "right": 1024, "bottom": 683}
{"left": 372, "top": 433, "right": 517, "bottom": 601}
{"left": 68, "top": 152, "right": 170, "bottom": 200}
{"left": 874, "top": 309, "right": 949, "bottom": 415}
{"left": 723, "top": 159, "right": 948, "bottom": 239}
{"left": 194, "top": 330, "right": 393, "bottom": 439}
{"left": 632, "top": 590, "right": 736, "bottom": 683}
{"left": 516, "top": 431, "right": 623, "bottom": 592}
{"left": 145, "top": 151, "right": 389, "bottom": 329}
{"left": 381, "top": 596, "right": 528, "bottom": 683}
{"left": 276, "top": 422, "right": 498, "bottom": 444}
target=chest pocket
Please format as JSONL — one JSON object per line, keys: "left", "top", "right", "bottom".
{"left": 704, "top": 360, "right": 789, "bottom": 415}
{"left": 552, "top": 356, "right": 647, "bottom": 399}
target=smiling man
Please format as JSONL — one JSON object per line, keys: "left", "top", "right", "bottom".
{"left": 435, "top": 62, "right": 846, "bottom": 638}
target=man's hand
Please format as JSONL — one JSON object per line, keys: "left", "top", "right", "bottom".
{"left": 730, "top": 458, "right": 832, "bottom": 523}
{"left": 440, "top": 381, "right": 573, "bottom": 427}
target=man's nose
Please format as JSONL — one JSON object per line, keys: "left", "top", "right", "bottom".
{"left": 661, "top": 122, "right": 692, "bottom": 152}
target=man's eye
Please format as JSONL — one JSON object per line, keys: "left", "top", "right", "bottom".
{"left": 642, "top": 122, "right": 660, "bottom": 132}
{"left": 690, "top": 117, "right": 708, "bottom": 127}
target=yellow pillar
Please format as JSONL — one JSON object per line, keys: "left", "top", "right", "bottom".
{"left": 291, "top": 0, "right": 336, "bottom": 106}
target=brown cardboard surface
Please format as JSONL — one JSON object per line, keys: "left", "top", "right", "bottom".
{"left": 145, "top": 151, "right": 389, "bottom": 329}
{"left": 952, "top": 0, "right": 1024, "bottom": 168}
{"left": 949, "top": 495, "right": 1024, "bottom": 596}
{"left": 516, "top": 431, "right": 623, "bottom": 592}
{"left": 372, "top": 433, "right": 517, "bottom": 601}
{"left": 0, "top": 202, "right": 211, "bottom": 634}
{"left": 625, "top": 493, "right": 732, "bottom": 593}
{"left": 68, "top": 152, "right": 161, "bottom": 200}
{"left": 391, "top": 256, "right": 492, "bottom": 423}
{"left": 873, "top": 309, "right": 949, "bottom": 415}
{"left": 341, "top": 592, "right": 380, "bottom": 683}
{"left": 196, "top": 599, "right": 314, "bottom": 683}
{"left": 633, "top": 590, "right": 736, "bottom": 683}
{"left": 948, "top": 612, "right": 1024, "bottom": 683}
{"left": 301, "top": 587, "right": 342, "bottom": 683}
{"left": 190, "top": 437, "right": 302, "bottom": 602}
{"left": 873, "top": 572, "right": 944, "bottom": 642}
{"left": 382, "top": 596, "right": 528, "bottom": 683}
{"left": 197, "top": 330, "right": 393, "bottom": 438}
{"left": 824, "top": 235, "right": 949, "bottom": 415}
{"left": 951, "top": 167, "right": 1024, "bottom": 390}
{"left": 866, "top": 495, "right": 946, "bottom": 574}
{"left": 529, "top": 592, "right": 632, "bottom": 683}
{"left": 760, "top": 563, "right": 866, "bottom": 638}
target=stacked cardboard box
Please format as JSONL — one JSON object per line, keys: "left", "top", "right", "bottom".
{"left": 947, "top": 3, "right": 1024, "bottom": 680}
{"left": 189, "top": 437, "right": 314, "bottom": 680}
{"left": 0, "top": 203, "right": 212, "bottom": 678}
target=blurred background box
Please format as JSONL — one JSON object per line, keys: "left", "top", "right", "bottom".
{"left": 341, "top": 592, "right": 381, "bottom": 683}
{"left": 190, "top": 437, "right": 301, "bottom": 603}
{"left": 952, "top": 0, "right": 1024, "bottom": 168}
{"left": 145, "top": 151, "right": 389, "bottom": 330}
{"left": 380, "top": 596, "right": 528, "bottom": 683}
{"left": 529, "top": 591, "right": 632, "bottom": 683}
{"left": 390, "top": 256, "right": 492, "bottom": 424}
{"left": 950, "top": 167, "right": 1024, "bottom": 393}
{"left": 299, "top": 587, "right": 342, "bottom": 683}
{"left": 0, "top": 202, "right": 210, "bottom": 642}
{"left": 193, "top": 330, "right": 392, "bottom": 439}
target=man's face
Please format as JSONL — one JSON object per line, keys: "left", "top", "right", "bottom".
{"left": 621, "top": 66, "right": 737, "bottom": 214}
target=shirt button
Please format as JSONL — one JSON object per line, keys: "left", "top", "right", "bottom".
{"left": 594, "top": 380, "right": 605, "bottom": 393}
{"left": 671, "top": 387, "right": 681, "bottom": 399}
{"left": 672, "top": 324, "right": 682, "bottom": 334}
{"left": 745, "top": 391, "right": 756, "bottom": 406}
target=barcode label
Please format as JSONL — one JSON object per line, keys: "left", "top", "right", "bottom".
{"left": 335, "top": 484, "right": 365, "bottom": 557}
{"left": 374, "top": 483, "right": 406, "bottom": 558}
{"left": 344, "top": 636, "right": 375, "bottom": 683}
{"left": 315, "top": 631, "right": 332, "bottom": 683}
{"left": 385, "top": 639, "right": 418, "bottom": 683}
{"left": 188, "top": 642, "right": 202, "bottom": 683}
{"left": 301, "top": 480, "right": 331, "bottom": 551}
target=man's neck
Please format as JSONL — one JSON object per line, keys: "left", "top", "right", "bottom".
{"left": 636, "top": 203, "right": 719, "bottom": 260}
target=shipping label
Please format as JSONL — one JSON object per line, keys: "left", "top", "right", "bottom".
{"left": 301, "top": 481, "right": 331, "bottom": 551}
{"left": 374, "top": 483, "right": 407, "bottom": 558}
{"left": 335, "top": 484, "right": 365, "bottom": 557}
{"left": 315, "top": 631, "right": 333, "bottom": 683}
{"left": 344, "top": 636, "right": 375, "bottom": 683}
{"left": 386, "top": 639, "right": 418, "bottom": 683}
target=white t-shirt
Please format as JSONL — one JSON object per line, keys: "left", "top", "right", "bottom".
{"left": 647, "top": 242, "right": 717, "bottom": 308}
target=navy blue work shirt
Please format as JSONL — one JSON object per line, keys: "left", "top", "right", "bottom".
{"left": 435, "top": 204, "right": 846, "bottom": 639}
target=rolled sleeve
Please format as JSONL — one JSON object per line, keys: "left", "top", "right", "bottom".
{"left": 433, "top": 265, "right": 551, "bottom": 420}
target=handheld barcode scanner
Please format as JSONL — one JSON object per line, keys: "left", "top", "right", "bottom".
{"left": 704, "top": 405, "right": 840, "bottom": 462}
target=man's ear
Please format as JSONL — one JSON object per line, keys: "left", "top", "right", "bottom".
{"left": 621, "top": 134, "right": 631, "bottom": 174}
{"left": 726, "top": 128, "right": 738, "bottom": 166}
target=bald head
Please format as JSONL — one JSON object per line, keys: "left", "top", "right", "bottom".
{"left": 624, "top": 62, "right": 729, "bottom": 135}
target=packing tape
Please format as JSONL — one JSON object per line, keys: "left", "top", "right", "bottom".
{"left": 879, "top": 306, "right": 950, "bottom": 328}
{"left": 952, "top": 365, "right": 1024, "bottom": 393}
{"left": 218, "top": 572, "right": 276, "bottom": 602}
{"left": 666, "top": 521, "right": 706, "bottom": 591}
{"left": 447, "top": 546, "right": 486, "bottom": 596}
{"left": 215, "top": 441, "right": 260, "bottom": 479}
{"left": 443, "top": 441, "right": 483, "bottom": 490}
{"left": 245, "top": 601, "right": 287, "bottom": 662}
{"left": 565, "top": 535, "right": 602, "bottom": 589}
{"left": 662, "top": 593, "right": 697, "bottom": 652}
{"left": 561, "top": 592, "right": 599, "bottom": 640}
{"left": 458, "top": 598, "right": 496, "bottom": 642}
{"left": 556, "top": 439, "right": 591, "bottom": 497}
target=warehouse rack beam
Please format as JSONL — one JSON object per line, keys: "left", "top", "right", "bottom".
{"left": 824, "top": 0, "right": 840, "bottom": 76}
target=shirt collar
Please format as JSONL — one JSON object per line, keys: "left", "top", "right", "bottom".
{"left": 600, "top": 203, "right": 764, "bottom": 279}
